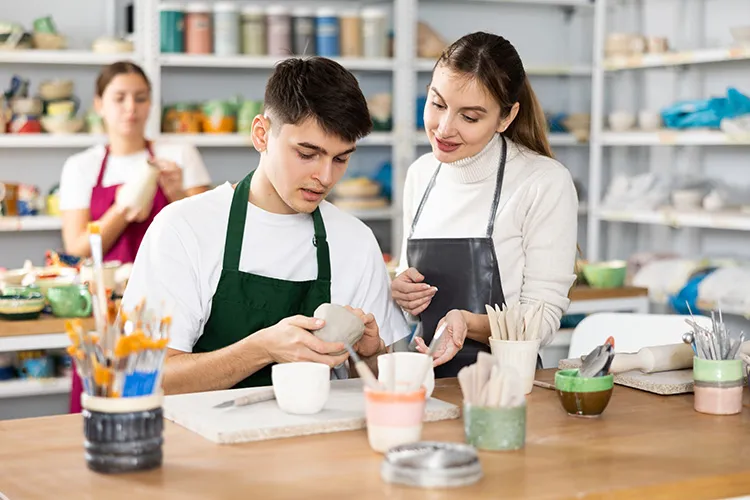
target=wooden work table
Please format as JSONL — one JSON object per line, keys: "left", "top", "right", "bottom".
{"left": 1, "top": 369, "right": 750, "bottom": 499}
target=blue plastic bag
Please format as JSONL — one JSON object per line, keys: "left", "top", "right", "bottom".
{"left": 661, "top": 87, "right": 750, "bottom": 129}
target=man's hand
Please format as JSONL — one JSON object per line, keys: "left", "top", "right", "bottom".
{"left": 252, "top": 315, "right": 350, "bottom": 367}
{"left": 344, "top": 306, "right": 383, "bottom": 358}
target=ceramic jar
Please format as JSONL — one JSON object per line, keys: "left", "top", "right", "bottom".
{"left": 213, "top": 2, "right": 240, "bottom": 56}
{"left": 185, "top": 2, "right": 212, "bottom": 54}
{"left": 266, "top": 6, "right": 292, "bottom": 57}
{"left": 159, "top": 2, "right": 185, "bottom": 53}
{"left": 315, "top": 8, "right": 339, "bottom": 57}
{"left": 693, "top": 357, "right": 743, "bottom": 415}
{"left": 241, "top": 6, "right": 265, "bottom": 55}
{"left": 339, "top": 10, "right": 362, "bottom": 57}
{"left": 292, "top": 7, "right": 316, "bottom": 56}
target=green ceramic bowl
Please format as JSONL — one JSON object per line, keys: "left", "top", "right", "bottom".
{"left": 554, "top": 369, "right": 614, "bottom": 417}
{"left": 0, "top": 291, "right": 45, "bottom": 321}
{"left": 464, "top": 403, "right": 526, "bottom": 451}
{"left": 582, "top": 260, "right": 627, "bottom": 289}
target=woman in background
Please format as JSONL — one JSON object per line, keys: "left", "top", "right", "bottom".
{"left": 59, "top": 61, "right": 211, "bottom": 263}
{"left": 391, "top": 32, "right": 578, "bottom": 377}
{"left": 59, "top": 61, "right": 212, "bottom": 412}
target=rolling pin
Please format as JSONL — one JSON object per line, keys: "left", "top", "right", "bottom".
{"left": 608, "top": 344, "right": 695, "bottom": 374}
{"left": 607, "top": 341, "right": 750, "bottom": 374}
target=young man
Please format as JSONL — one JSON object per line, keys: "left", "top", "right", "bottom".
{"left": 121, "top": 57, "right": 410, "bottom": 394}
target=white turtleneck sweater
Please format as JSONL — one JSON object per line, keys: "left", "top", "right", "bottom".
{"left": 397, "top": 134, "right": 579, "bottom": 347}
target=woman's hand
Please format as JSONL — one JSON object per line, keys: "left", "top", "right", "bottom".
{"left": 414, "top": 309, "right": 467, "bottom": 367}
{"left": 115, "top": 186, "right": 153, "bottom": 223}
{"left": 391, "top": 267, "right": 437, "bottom": 316}
{"left": 152, "top": 159, "right": 185, "bottom": 203}
{"left": 345, "top": 306, "right": 383, "bottom": 358}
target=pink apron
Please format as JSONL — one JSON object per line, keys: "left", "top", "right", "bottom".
{"left": 69, "top": 142, "right": 170, "bottom": 413}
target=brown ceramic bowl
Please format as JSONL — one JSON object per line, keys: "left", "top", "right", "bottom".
{"left": 554, "top": 369, "right": 614, "bottom": 418}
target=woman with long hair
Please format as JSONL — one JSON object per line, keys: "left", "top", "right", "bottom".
{"left": 392, "top": 32, "right": 578, "bottom": 377}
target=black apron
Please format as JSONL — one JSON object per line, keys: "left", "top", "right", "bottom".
{"left": 406, "top": 136, "right": 542, "bottom": 378}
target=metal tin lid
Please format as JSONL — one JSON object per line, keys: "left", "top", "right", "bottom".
{"left": 361, "top": 7, "right": 387, "bottom": 19}
{"left": 381, "top": 442, "right": 483, "bottom": 489}
{"left": 159, "top": 3, "right": 184, "bottom": 12}
{"left": 241, "top": 5, "right": 264, "bottom": 16}
{"left": 214, "top": 2, "right": 238, "bottom": 12}
{"left": 185, "top": 2, "right": 211, "bottom": 13}
{"left": 316, "top": 7, "right": 337, "bottom": 18}
{"left": 265, "top": 5, "right": 289, "bottom": 16}
{"left": 292, "top": 7, "right": 315, "bottom": 17}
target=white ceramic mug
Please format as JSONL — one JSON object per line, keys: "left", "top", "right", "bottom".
{"left": 271, "top": 362, "right": 330, "bottom": 415}
{"left": 377, "top": 352, "right": 435, "bottom": 399}
{"left": 489, "top": 339, "right": 541, "bottom": 395}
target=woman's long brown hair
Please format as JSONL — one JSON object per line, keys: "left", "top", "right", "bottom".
{"left": 435, "top": 32, "right": 553, "bottom": 158}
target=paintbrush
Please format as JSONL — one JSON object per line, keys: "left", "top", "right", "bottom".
{"left": 408, "top": 322, "right": 448, "bottom": 393}
{"left": 345, "top": 344, "right": 385, "bottom": 391}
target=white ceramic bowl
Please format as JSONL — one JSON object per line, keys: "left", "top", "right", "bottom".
{"left": 638, "top": 110, "right": 662, "bottom": 131}
{"left": 730, "top": 26, "right": 750, "bottom": 46}
{"left": 271, "top": 362, "right": 330, "bottom": 415}
{"left": 671, "top": 189, "right": 704, "bottom": 210}
{"left": 377, "top": 352, "right": 435, "bottom": 399}
{"left": 609, "top": 111, "right": 635, "bottom": 131}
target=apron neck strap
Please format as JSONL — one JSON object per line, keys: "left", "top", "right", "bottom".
{"left": 96, "top": 140, "right": 155, "bottom": 187}
{"left": 223, "top": 169, "right": 331, "bottom": 282}
{"left": 410, "top": 135, "right": 508, "bottom": 239}
{"left": 485, "top": 135, "right": 507, "bottom": 238}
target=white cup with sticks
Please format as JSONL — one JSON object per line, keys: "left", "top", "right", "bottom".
{"left": 486, "top": 301, "right": 545, "bottom": 395}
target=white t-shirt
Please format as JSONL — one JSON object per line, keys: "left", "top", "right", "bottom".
{"left": 58, "top": 141, "right": 212, "bottom": 211}
{"left": 121, "top": 182, "right": 411, "bottom": 352}
{"left": 397, "top": 135, "right": 579, "bottom": 347}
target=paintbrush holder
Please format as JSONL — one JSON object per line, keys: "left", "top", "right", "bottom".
{"left": 693, "top": 357, "right": 743, "bottom": 416}
{"left": 489, "top": 339, "right": 541, "bottom": 395}
{"left": 81, "top": 392, "right": 164, "bottom": 473}
{"left": 463, "top": 402, "right": 526, "bottom": 451}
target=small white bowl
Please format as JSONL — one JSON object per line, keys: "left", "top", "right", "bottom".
{"left": 671, "top": 189, "right": 704, "bottom": 210}
{"left": 377, "top": 352, "right": 435, "bottom": 399}
{"left": 638, "top": 110, "right": 662, "bottom": 131}
{"left": 609, "top": 111, "right": 636, "bottom": 132}
{"left": 730, "top": 26, "right": 750, "bottom": 46}
{"left": 271, "top": 362, "right": 330, "bottom": 415}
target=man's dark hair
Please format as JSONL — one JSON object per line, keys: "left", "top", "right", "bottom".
{"left": 264, "top": 57, "right": 373, "bottom": 143}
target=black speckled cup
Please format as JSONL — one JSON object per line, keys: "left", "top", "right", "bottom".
{"left": 81, "top": 393, "right": 164, "bottom": 474}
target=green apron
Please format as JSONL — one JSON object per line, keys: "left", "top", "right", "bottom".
{"left": 193, "top": 170, "right": 332, "bottom": 388}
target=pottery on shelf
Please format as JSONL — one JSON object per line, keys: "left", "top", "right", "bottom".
{"left": 608, "top": 111, "right": 635, "bottom": 132}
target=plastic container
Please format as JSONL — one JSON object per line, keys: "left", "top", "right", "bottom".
{"left": 315, "top": 8, "right": 339, "bottom": 57}
{"left": 185, "top": 2, "right": 212, "bottom": 54}
{"left": 362, "top": 8, "right": 388, "bottom": 58}
{"left": 339, "top": 10, "right": 362, "bottom": 57}
{"left": 693, "top": 357, "right": 743, "bottom": 415}
{"left": 292, "top": 7, "right": 316, "bottom": 56}
{"left": 213, "top": 2, "right": 240, "bottom": 56}
{"left": 241, "top": 5, "right": 265, "bottom": 55}
{"left": 266, "top": 6, "right": 292, "bottom": 57}
{"left": 159, "top": 3, "right": 185, "bottom": 53}
{"left": 82, "top": 393, "right": 164, "bottom": 474}
{"left": 464, "top": 403, "right": 526, "bottom": 451}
